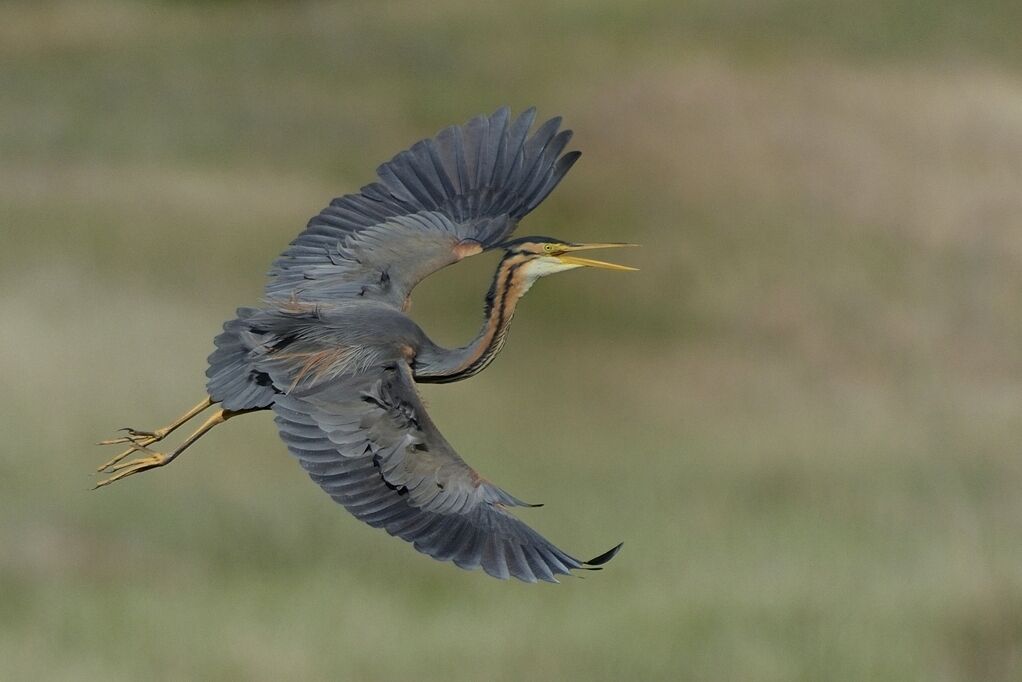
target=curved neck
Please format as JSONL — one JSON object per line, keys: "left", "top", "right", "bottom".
{"left": 415, "top": 253, "right": 534, "bottom": 383}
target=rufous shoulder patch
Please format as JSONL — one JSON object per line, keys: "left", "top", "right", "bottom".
{"left": 453, "top": 241, "right": 484, "bottom": 259}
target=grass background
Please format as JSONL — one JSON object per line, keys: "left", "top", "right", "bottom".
{"left": 3, "top": 1, "right": 1022, "bottom": 679}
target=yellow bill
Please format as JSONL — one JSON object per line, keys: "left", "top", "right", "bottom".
{"left": 555, "top": 242, "right": 639, "bottom": 271}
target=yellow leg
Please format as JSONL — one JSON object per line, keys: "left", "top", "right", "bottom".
{"left": 93, "top": 407, "right": 249, "bottom": 489}
{"left": 96, "top": 397, "right": 213, "bottom": 472}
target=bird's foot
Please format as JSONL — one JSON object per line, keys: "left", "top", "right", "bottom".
{"left": 96, "top": 428, "right": 166, "bottom": 473}
{"left": 97, "top": 426, "right": 168, "bottom": 446}
{"left": 93, "top": 398, "right": 220, "bottom": 486}
{"left": 93, "top": 443, "right": 170, "bottom": 489}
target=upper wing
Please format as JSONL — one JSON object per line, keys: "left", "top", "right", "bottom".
{"left": 270, "top": 362, "right": 621, "bottom": 582}
{"left": 266, "top": 107, "right": 581, "bottom": 308}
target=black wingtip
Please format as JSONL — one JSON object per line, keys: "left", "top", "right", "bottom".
{"left": 560, "top": 149, "right": 583, "bottom": 167}
{"left": 584, "top": 542, "right": 623, "bottom": 567}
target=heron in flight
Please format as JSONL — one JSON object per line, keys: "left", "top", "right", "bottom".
{"left": 96, "top": 107, "right": 634, "bottom": 582}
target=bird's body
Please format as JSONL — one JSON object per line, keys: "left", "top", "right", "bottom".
{"left": 96, "top": 107, "right": 633, "bottom": 582}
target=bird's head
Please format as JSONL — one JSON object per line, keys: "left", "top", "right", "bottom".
{"left": 494, "top": 237, "right": 638, "bottom": 281}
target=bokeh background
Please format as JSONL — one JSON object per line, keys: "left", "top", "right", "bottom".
{"left": 3, "top": 1, "right": 1022, "bottom": 679}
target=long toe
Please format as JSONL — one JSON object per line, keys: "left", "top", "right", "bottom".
{"left": 96, "top": 438, "right": 157, "bottom": 472}
{"left": 93, "top": 453, "right": 167, "bottom": 489}
{"left": 96, "top": 428, "right": 160, "bottom": 446}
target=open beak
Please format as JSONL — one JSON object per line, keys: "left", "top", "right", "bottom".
{"left": 555, "top": 242, "right": 639, "bottom": 271}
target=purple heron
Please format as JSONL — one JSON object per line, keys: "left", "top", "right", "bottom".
{"left": 96, "top": 107, "right": 633, "bottom": 582}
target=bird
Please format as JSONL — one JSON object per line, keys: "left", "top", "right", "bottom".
{"left": 95, "top": 107, "right": 635, "bottom": 583}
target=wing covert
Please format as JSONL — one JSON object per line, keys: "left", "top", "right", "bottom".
{"left": 266, "top": 107, "right": 581, "bottom": 308}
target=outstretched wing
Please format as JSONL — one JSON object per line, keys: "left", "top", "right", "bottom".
{"left": 270, "top": 362, "right": 621, "bottom": 582}
{"left": 266, "top": 107, "right": 581, "bottom": 308}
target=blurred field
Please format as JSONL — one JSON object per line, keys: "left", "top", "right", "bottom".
{"left": 3, "top": 1, "right": 1022, "bottom": 679}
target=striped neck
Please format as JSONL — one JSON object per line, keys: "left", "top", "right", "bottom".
{"left": 415, "top": 253, "right": 535, "bottom": 383}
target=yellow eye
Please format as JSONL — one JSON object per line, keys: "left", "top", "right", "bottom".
{"left": 544, "top": 243, "right": 555, "bottom": 252}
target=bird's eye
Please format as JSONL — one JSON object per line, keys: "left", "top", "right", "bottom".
{"left": 544, "top": 244, "right": 555, "bottom": 252}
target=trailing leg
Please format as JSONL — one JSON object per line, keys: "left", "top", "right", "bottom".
{"left": 96, "top": 397, "right": 214, "bottom": 471}
{"left": 94, "top": 407, "right": 255, "bottom": 489}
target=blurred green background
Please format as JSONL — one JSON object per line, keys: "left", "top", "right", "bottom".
{"left": 3, "top": 1, "right": 1022, "bottom": 679}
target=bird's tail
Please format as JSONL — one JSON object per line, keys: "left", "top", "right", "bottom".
{"left": 205, "top": 307, "right": 278, "bottom": 411}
